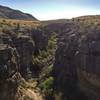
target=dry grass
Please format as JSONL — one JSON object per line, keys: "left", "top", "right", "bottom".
{"left": 17, "top": 78, "right": 43, "bottom": 100}
{"left": 0, "top": 18, "right": 41, "bottom": 28}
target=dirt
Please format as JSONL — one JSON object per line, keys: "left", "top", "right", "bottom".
{"left": 24, "top": 89, "right": 43, "bottom": 100}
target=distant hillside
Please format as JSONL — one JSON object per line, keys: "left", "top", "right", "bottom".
{"left": 42, "top": 19, "right": 69, "bottom": 25}
{"left": 0, "top": 5, "right": 37, "bottom": 21}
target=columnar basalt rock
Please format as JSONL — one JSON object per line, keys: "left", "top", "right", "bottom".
{"left": 78, "top": 33, "right": 100, "bottom": 74}
{"left": 0, "top": 43, "right": 19, "bottom": 100}
{"left": 31, "top": 29, "right": 48, "bottom": 54}
{"left": 0, "top": 45, "right": 16, "bottom": 78}
{"left": 52, "top": 19, "right": 100, "bottom": 100}
{"left": 53, "top": 33, "right": 79, "bottom": 100}
{"left": 13, "top": 35, "right": 35, "bottom": 78}
{"left": 0, "top": 30, "right": 47, "bottom": 99}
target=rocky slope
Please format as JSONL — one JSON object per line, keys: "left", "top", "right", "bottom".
{"left": 0, "top": 5, "right": 37, "bottom": 21}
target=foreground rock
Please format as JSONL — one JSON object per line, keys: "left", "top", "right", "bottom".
{"left": 0, "top": 43, "right": 19, "bottom": 100}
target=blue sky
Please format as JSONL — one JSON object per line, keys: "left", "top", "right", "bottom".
{"left": 0, "top": 0, "right": 100, "bottom": 20}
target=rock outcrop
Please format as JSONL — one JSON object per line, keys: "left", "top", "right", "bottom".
{"left": 53, "top": 22, "right": 81, "bottom": 100}
{"left": 52, "top": 16, "right": 100, "bottom": 100}
{"left": 0, "top": 35, "right": 19, "bottom": 100}
{"left": 31, "top": 29, "right": 48, "bottom": 54}
{"left": 13, "top": 35, "right": 35, "bottom": 78}
{"left": 78, "top": 33, "right": 100, "bottom": 74}
{"left": 0, "top": 28, "right": 48, "bottom": 99}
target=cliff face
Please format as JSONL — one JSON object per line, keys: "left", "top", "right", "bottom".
{"left": 53, "top": 22, "right": 80, "bottom": 100}
{"left": 54, "top": 35, "right": 79, "bottom": 100}
{"left": 52, "top": 16, "right": 100, "bottom": 100}
{"left": 0, "top": 34, "right": 19, "bottom": 100}
{"left": 13, "top": 36, "right": 35, "bottom": 78}
{"left": 78, "top": 33, "right": 100, "bottom": 74}
{"left": 0, "top": 26, "right": 50, "bottom": 99}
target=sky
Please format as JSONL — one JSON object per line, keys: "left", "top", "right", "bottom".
{"left": 0, "top": 0, "right": 100, "bottom": 20}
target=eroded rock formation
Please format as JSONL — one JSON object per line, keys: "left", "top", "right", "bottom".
{"left": 0, "top": 36, "right": 19, "bottom": 100}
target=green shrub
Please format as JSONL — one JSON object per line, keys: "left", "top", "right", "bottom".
{"left": 39, "top": 76, "right": 54, "bottom": 91}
